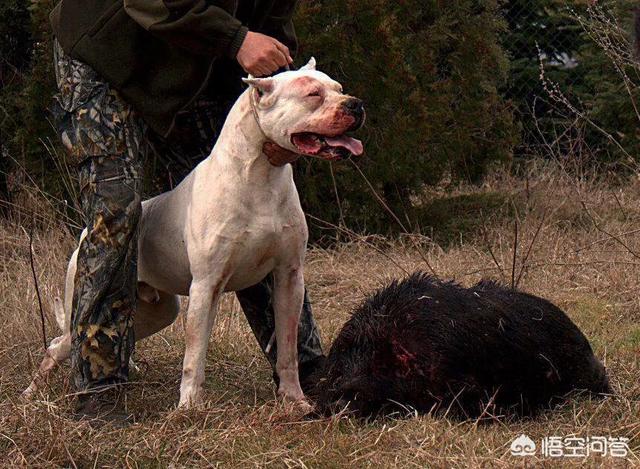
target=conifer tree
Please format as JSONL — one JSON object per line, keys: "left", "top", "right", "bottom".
{"left": 294, "top": 0, "right": 517, "bottom": 235}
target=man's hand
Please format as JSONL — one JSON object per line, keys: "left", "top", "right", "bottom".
{"left": 237, "top": 31, "right": 293, "bottom": 77}
{"left": 263, "top": 142, "right": 300, "bottom": 166}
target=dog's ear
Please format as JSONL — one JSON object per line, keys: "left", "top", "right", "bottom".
{"left": 299, "top": 57, "right": 316, "bottom": 71}
{"left": 242, "top": 77, "right": 275, "bottom": 94}
{"left": 243, "top": 76, "right": 276, "bottom": 107}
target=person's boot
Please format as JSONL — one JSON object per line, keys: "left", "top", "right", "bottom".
{"left": 73, "top": 386, "right": 133, "bottom": 428}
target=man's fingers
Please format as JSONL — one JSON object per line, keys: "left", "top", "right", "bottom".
{"left": 245, "top": 41, "right": 292, "bottom": 76}
{"left": 254, "top": 66, "right": 270, "bottom": 77}
{"left": 272, "top": 38, "right": 290, "bottom": 56}
{"left": 249, "top": 64, "right": 268, "bottom": 77}
{"left": 258, "top": 60, "right": 277, "bottom": 76}
{"left": 272, "top": 48, "right": 289, "bottom": 69}
{"left": 262, "top": 51, "right": 285, "bottom": 74}
{"left": 238, "top": 32, "right": 295, "bottom": 77}
{"left": 272, "top": 40, "right": 293, "bottom": 63}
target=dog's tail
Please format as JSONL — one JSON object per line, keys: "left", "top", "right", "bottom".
{"left": 53, "top": 297, "right": 65, "bottom": 331}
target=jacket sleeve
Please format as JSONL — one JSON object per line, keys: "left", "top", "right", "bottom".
{"left": 124, "top": 0, "right": 248, "bottom": 57}
{"left": 260, "top": 0, "right": 298, "bottom": 57}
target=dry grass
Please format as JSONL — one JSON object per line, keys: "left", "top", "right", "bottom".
{"left": 1, "top": 163, "right": 639, "bottom": 467}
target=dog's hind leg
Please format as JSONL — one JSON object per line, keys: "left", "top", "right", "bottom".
{"left": 22, "top": 333, "right": 71, "bottom": 397}
{"left": 134, "top": 286, "right": 180, "bottom": 341}
{"left": 22, "top": 288, "right": 179, "bottom": 397}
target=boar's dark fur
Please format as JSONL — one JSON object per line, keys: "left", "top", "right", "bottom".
{"left": 311, "top": 272, "right": 611, "bottom": 419}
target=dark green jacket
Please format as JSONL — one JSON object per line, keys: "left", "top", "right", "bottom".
{"left": 51, "top": 0, "right": 298, "bottom": 136}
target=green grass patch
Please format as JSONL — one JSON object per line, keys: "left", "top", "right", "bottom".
{"left": 623, "top": 326, "right": 640, "bottom": 349}
{"left": 414, "top": 192, "right": 517, "bottom": 245}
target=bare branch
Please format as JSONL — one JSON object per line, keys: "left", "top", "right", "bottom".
{"left": 515, "top": 209, "right": 547, "bottom": 289}
{"left": 580, "top": 200, "right": 640, "bottom": 261}
{"left": 21, "top": 224, "right": 47, "bottom": 350}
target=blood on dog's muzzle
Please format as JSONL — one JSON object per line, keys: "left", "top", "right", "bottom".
{"left": 343, "top": 98, "right": 366, "bottom": 130}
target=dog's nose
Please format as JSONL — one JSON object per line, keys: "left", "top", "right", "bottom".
{"left": 343, "top": 98, "right": 365, "bottom": 130}
{"left": 344, "top": 98, "right": 364, "bottom": 115}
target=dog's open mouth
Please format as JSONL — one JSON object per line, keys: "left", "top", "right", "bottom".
{"left": 291, "top": 133, "right": 364, "bottom": 161}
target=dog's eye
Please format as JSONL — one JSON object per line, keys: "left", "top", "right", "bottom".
{"left": 307, "top": 91, "right": 322, "bottom": 98}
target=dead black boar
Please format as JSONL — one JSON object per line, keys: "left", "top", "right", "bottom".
{"left": 311, "top": 272, "right": 611, "bottom": 419}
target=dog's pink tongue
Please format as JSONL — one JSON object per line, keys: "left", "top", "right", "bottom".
{"left": 325, "top": 135, "right": 364, "bottom": 156}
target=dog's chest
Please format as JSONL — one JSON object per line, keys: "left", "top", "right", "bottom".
{"left": 186, "top": 159, "right": 307, "bottom": 291}
{"left": 223, "top": 208, "right": 305, "bottom": 291}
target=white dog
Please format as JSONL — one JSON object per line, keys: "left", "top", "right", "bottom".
{"left": 24, "top": 58, "right": 364, "bottom": 409}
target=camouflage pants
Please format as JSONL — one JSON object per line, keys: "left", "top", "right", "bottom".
{"left": 52, "top": 41, "right": 323, "bottom": 392}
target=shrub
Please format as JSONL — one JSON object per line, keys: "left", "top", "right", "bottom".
{"left": 503, "top": 0, "right": 585, "bottom": 113}
{"left": 294, "top": 0, "right": 518, "bottom": 238}
{"left": 572, "top": 2, "right": 640, "bottom": 166}
{"left": 0, "top": 0, "right": 32, "bottom": 210}
{"left": 503, "top": 0, "right": 640, "bottom": 170}
{"left": 0, "top": 0, "right": 59, "bottom": 210}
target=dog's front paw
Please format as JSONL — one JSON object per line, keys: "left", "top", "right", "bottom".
{"left": 278, "top": 386, "right": 313, "bottom": 414}
{"left": 21, "top": 385, "right": 36, "bottom": 400}
{"left": 293, "top": 398, "right": 314, "bottom": 415}
{"left": 279, "top": 395, "right": 314, "bottom": 416}
{"left": 177, "top": 396, "right": 202, "bottom": 409}
{"left": 178, "top": 384, "right": 204, "bottom": 409}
